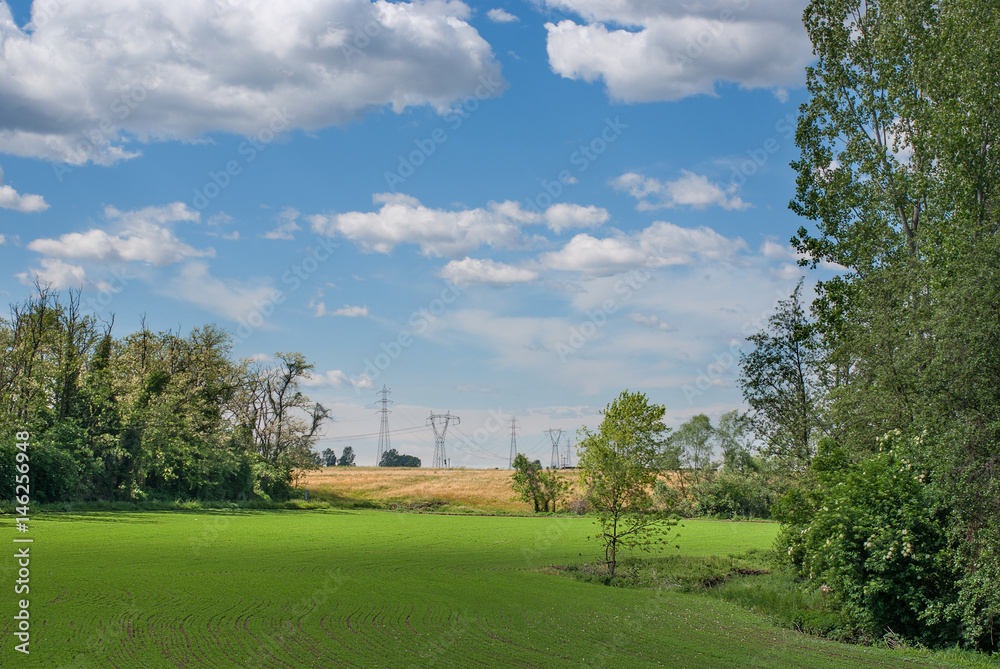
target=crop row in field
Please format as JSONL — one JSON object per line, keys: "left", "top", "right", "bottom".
{"left": 2, "top": 510, "right": 983, "bottom": 668}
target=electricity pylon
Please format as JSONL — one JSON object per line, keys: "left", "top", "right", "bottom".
{"left": 564, "top": 438, "right": 572, "bottom": 468}
{"left": 508, "top": 416, "right": 519, "bottom": 468}
{"left": 546, "top": 428, "right": 564, "bottom": 469}
{"left": 376, "top": 386, "right": 392, "bottom": 466}
{"left": 427, "top": 411, "right": 460, "bottom": 468}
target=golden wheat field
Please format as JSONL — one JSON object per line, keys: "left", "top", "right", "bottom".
{"left": 301, "top": 467, "right": 690, "bottom": 513}
{"left": 301, "top": 466, "right": 581, "bottom": 512}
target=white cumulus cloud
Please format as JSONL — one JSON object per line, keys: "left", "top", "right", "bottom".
{"left": 314, "top": 302, "right": 370, "bottom": 317}
{"left": 439, "top": 257, "right": 539, "bottom": 286}
{"left": 541, "top": 220, "right": 747, "bottom": 277}
{"left": 487, "top": 8, "right": 519, "bottom": 23}
{"left": 543, "top": 203, "right": 609, "bottom": 232}
{"left": 628, "top": 312, "right": 673, "bottom": 331}
{"left": 262, "top": 208, "right": 302, "bottom": 240}
{"left": 28, "top": 203, "right": 210, "bottom": 266}
{"left": 301, "top": 369, "right": 370, "bottom": 389}
{"left": 16, "top": 258, "right": 110, "bottom": 292}
{"left": 0, "top": 0, "right": 504, "bottom": 164}
{"left": 0, "top": 166, "right": 48, "bottom": 212}
{"left": 759, "top": 239, "right": 798, "bottom": 261}
{"left": 611, "top": 171, "right": 749, "bottom": 211}
{"left": 310, "top": 194, "right": 592, "bottom": 257}
{"left": 541, "top": 0, "right": 811, "bottom": 102}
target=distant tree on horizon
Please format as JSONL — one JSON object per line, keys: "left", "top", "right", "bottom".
{"left": 510, "top": 454, "right": 565, "bottom": 513}
{"left": 338, "top": 446, "right": 356, "bottom": 466}
{"left": 378, "top": 448, "right": 420, "bottom": 467}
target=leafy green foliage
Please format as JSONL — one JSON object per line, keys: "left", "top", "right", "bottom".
{"left": 771, "top": 0, "right": 1000, "bottom": 650}
{"left": 378, "top": 449, "right": 421, "bottom": 467}
{"left": 672, "top": 413, "right": 714, "bottom": 483}
{"left": 715, "top": 410, "right": 755, "bottom": 473}
{"left": 739, "top": 281, "right": 828, "bottom": 468}
{"left": 692, "top": 466, "right": 778, "bottom": 520}
{"left": 337, "top": 446, "right": 356, "bottom": 466}
{"left": 775, "top": 433, "right": 961, "bottom": 645}
{"left": 510, "top": 453, "right": 565, "bottom": 512}
{"left": 556, "top": 551, "right": 770, "bottom": 591}
{"left": 577, "top": 390, "right": 678, "bottom": 575}
{"left": 0, "top": 290, "right": 328, "bottom": 504}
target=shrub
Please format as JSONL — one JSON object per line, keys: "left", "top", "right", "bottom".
{"left": 692, "top": 469, "right": 775, "bottom": 519}
{"left": 653, "top": 479, "right": 693, "bottom": 517}
{"left": 254, "top": 458, "right": 293, "bottom": 501}
{"left": 774, "top": 433, "right": 962, "bottom": 645}
{"left": 29, "top": 440, "right": 80, "bottom": 504}
{"left": 566, "top": 495, "right": 592, "bottom": 515}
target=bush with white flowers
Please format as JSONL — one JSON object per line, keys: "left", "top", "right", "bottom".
{"left": 774, "top": 432, "right": 961, "bottom": 644}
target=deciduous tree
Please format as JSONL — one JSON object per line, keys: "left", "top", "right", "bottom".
{"left": 780, "top": 0, "right": 1000, "bottom": 647}
{"left": 739, "top": 281, "right": 828, "bottom": 469}
{"left": 337, "top": 446, "right": 356, "bottom": 467}
{"left": 510, "top": 453, "right": 565, "bottom": 512}
{"left": 577, "top": 390, "right": 676, "bottom": 576}
{"left": 378, "top": 449, "right": 421, "bottom": 467}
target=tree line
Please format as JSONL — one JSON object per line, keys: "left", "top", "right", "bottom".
{"left": 0, "top": 286, "right": 329, "bottom": 503}
{"left": 755, "top": 0, "right": 1000, "bottom": 650}
{"left": 320, "top": 447, "right": 356, "bottom": 467}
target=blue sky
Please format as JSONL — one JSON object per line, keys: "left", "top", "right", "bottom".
{"left": 0, "top": 0, "right": 839, "bottom": 467}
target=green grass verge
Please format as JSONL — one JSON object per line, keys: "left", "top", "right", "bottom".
{"left": 1, "top": 513, "right": 993, "bottom": 668}
{"left": 551, "top": 535, "right": 997, "bottom": 668}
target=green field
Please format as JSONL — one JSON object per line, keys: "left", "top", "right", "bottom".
{"left": 0, "top": 511, "right": 986, "bottom": 667}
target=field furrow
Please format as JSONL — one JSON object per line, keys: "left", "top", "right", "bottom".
{"left": 0, "top": 511, "right": 979, "bottom": 668}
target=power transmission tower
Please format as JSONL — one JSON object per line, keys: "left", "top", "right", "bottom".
{"left": 546, "top": 429, "right": 564, "bottom": 469}
{"left": 564, "top": 438, "right": 572, "bottom": 468}
{"left": 508, "top": 416, "right": 519, "bottom": 468}
{"left": 427, "top": 411, "right": 460, "bottom": 468}
{"left": 376, "top": 385, "right": 392, "bottom": 466}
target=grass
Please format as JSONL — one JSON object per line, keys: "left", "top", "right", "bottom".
{"left": 2, "top": 511, "right": 991, "bottom": 668}
{"left": 709, "top": 567, "right": 847, "bottom": 634}
{"left": 552, "top": 550, "right": 773, "bottom": 590}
